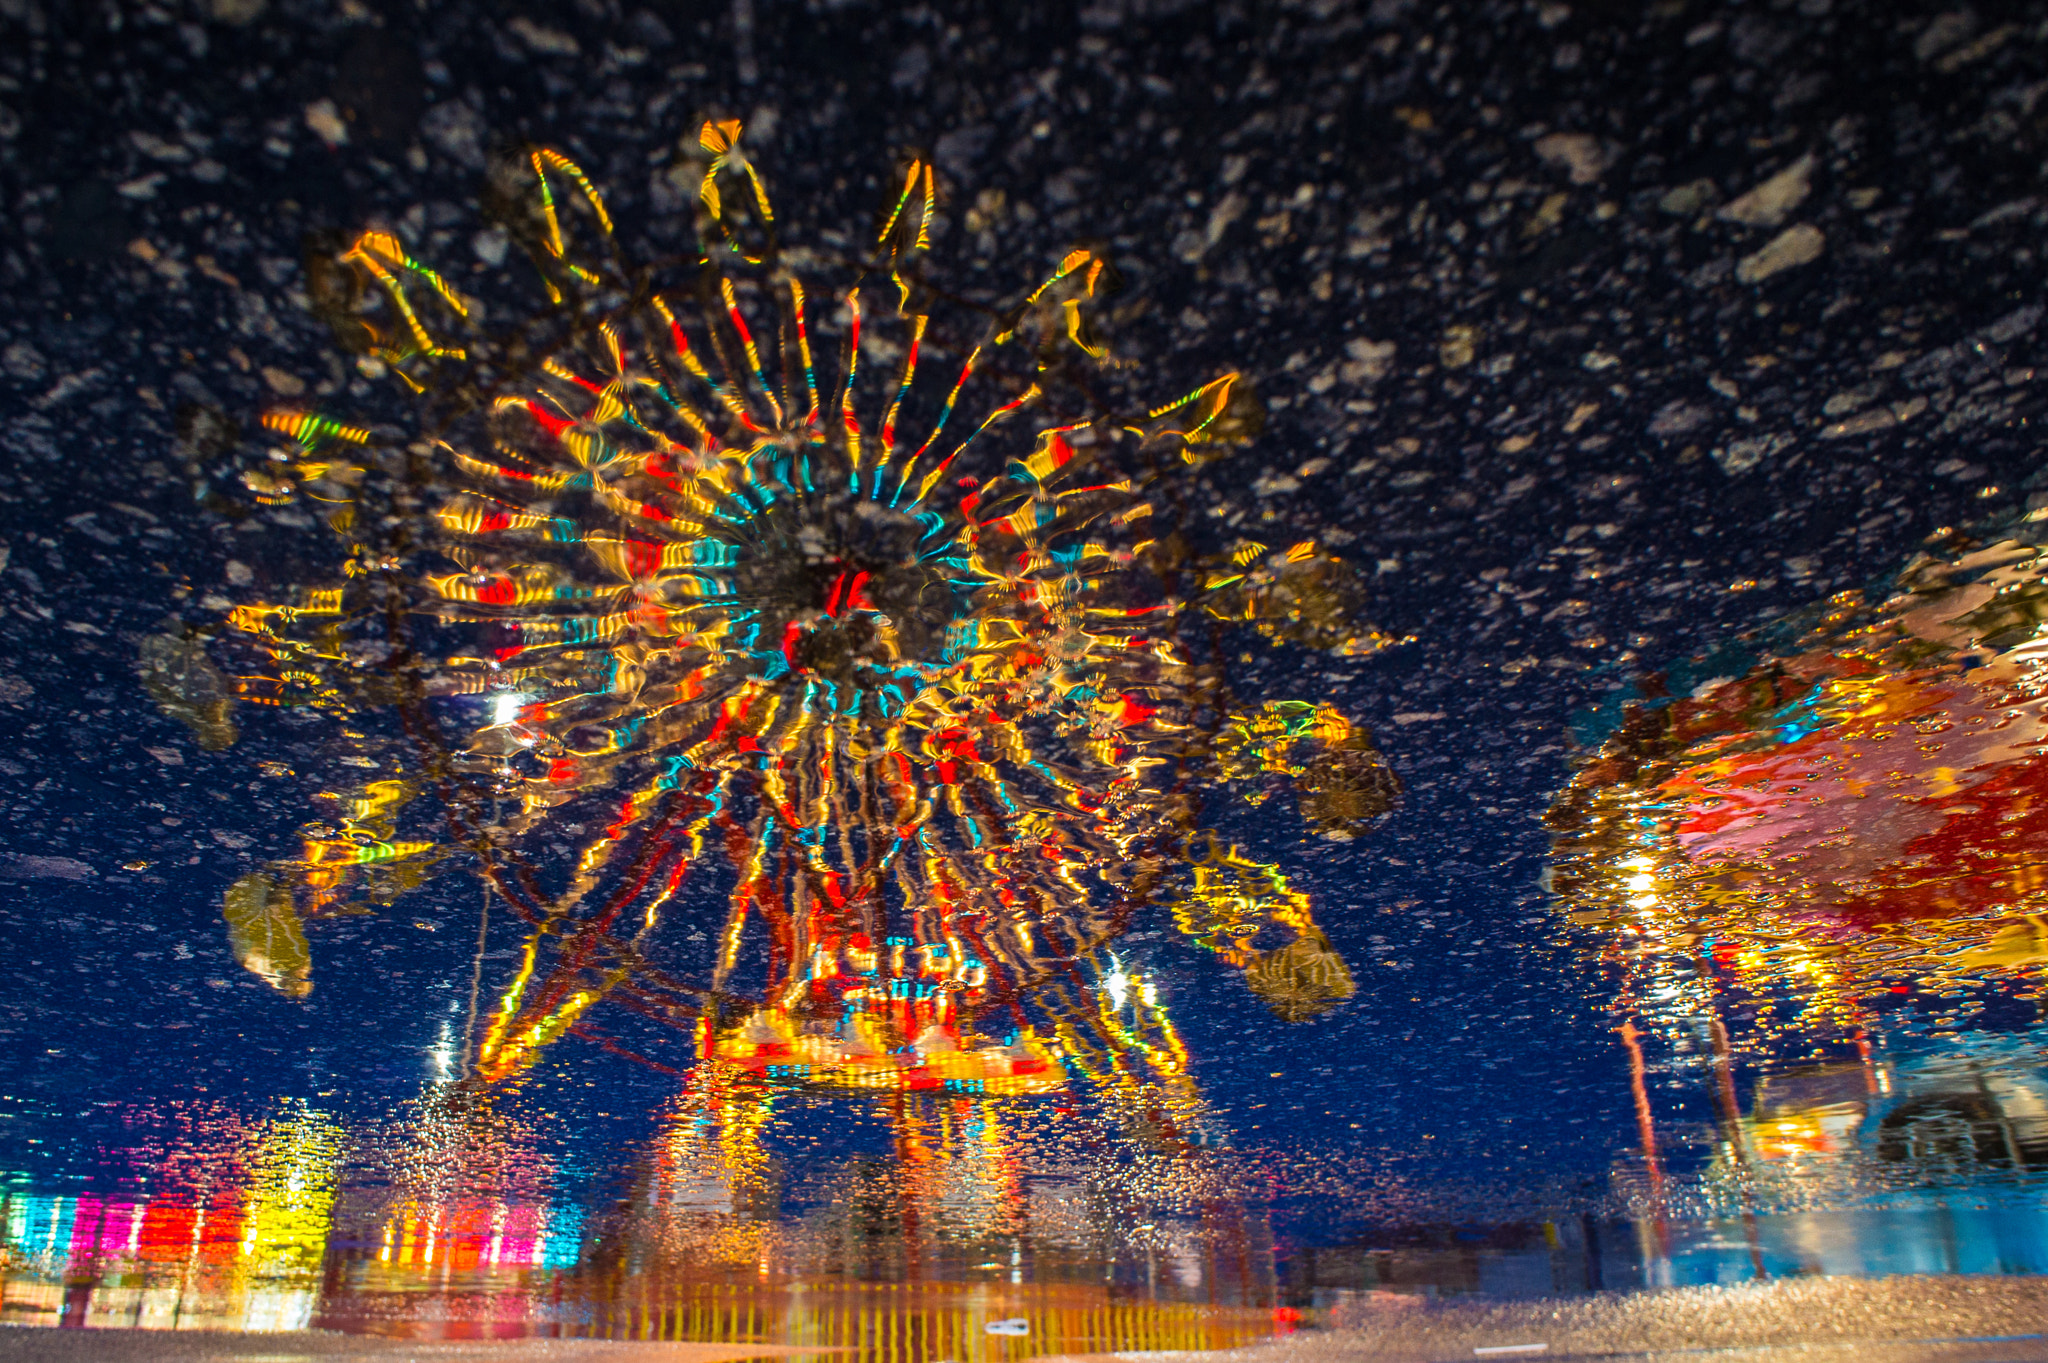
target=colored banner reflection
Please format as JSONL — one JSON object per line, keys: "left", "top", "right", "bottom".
{"left": 0, "top": 1101, "right": 341, "bottom": 1331}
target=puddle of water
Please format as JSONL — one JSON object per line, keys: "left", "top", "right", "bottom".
{"left": 12, "top": 15, "right": 2048, "bottom": 1362}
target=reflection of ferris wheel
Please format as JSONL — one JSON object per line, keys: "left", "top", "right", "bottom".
{"left": 194, "top": 122, "right": 1398, "bottom": 1096}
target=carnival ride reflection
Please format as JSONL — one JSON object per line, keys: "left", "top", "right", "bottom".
{"left": 579, "top": 1057, "right": 1291, "bottom": 1325}
{"left": 1550, "top": 530, "right": 2048, "bottom": 1049}
{"left": 577, "top": 960, "right": 1246, "bottom": 1289}
{"left": 171, "top": 120, "right": 1396, "bottom": 1114}
{"left": 1546, "top": 529, "right": 2048, "bottom": 1218}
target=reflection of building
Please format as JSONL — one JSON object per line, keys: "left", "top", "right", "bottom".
{"left": 1721, "top": 1036, "right": 2048, "bottom": 1191}
{"left": 1870, "top": 1058, "right": 2048, "bottom": 1174}
{"left": 0, "top": 1091, "right": 593, "bottom": 1341}
{"left": 0, "top": 1088, "right": 1287, "bottom": 1353}
{"left": 310, "top": 1084, "right": 584, "bottom": 1339}
{"left": 1290, "top": 1197, "right": 2048, "bottom": 1306}
{"left": 0, "top": 1101, "right": 339, "bottom": 1332}
{"left": 1630, "top": 1035, "right": 2048, "bottom": 1284}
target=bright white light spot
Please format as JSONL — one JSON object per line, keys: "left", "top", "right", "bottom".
{"left": 1625, "top": 873, "right": 1655, "bottom": 892}
{"left": 492, "top": 692, "right": 526, "bottom": 725}
{"left": 1105, "top": 970, "right": 1129, "bottom": 1011}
